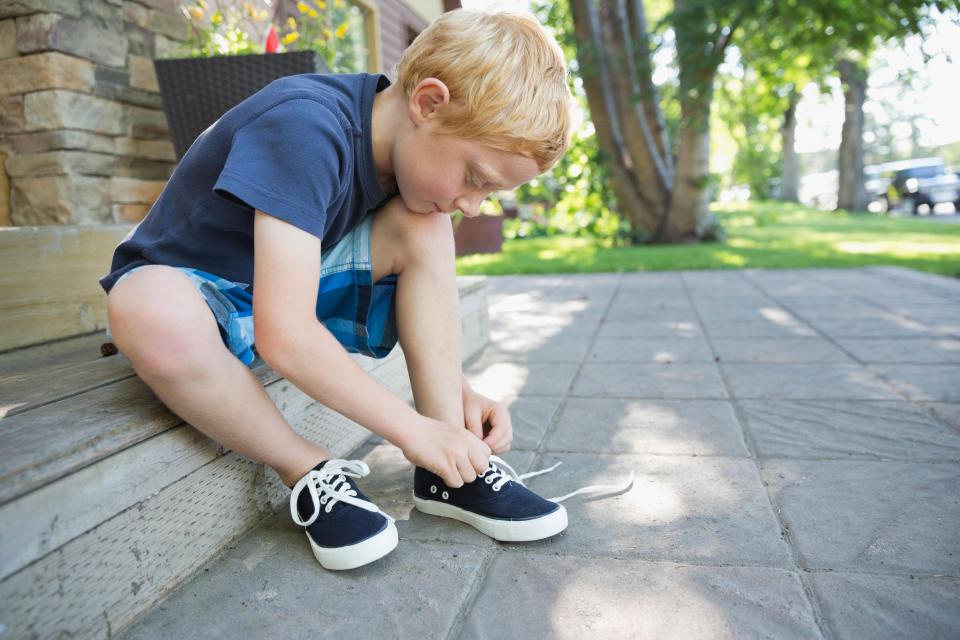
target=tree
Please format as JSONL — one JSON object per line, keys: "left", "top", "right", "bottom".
{"left": 722, "top": 1, "right": 956, "bottom": 211}
{"left": 820, "top": 2, "right": 955, "bottom": 211}
{"left": 731, "top": 26, "right": 836, "bottom": 204}
{"left": 567, "top": 0, "right": 747, "bottom": 243}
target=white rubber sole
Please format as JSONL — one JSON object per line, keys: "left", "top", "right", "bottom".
{"left": 304, "top": 520, "right": 398, "bottom": 571}
{"left": 413, "top": 493, "right": 568, "bottom": 542}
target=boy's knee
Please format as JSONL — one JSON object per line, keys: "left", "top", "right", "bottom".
{"left": 399, "top": 207, "right": 456, "bottom": 266}
{"left": 375, "top": 196, "right": 455, "bottom": 270}
{"left": 107, "top": 268, "right": 221, "bottom": 376}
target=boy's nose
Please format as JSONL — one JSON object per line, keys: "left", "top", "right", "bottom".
{"left": 454, "top": 194, "right": 484, "bottom": 217}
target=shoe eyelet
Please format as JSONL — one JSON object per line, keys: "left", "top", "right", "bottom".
{"left": 320, "top": 496, "right": 327, "bottom": 504}
{"left": 485, "top": 477, "right": 494, "bottom": 484}
{"left": 442, "top": 491, "right": 449, "bottom": 500}
{"left": 430, "top": 485, "right": 437, "bottom": 494}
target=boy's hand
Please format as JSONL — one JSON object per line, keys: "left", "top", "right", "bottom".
{"left": 399, "top": 416, "right": 491, "bottom": 488}
{"left": 462, "top": 387, "right": 513, "bottom": 455}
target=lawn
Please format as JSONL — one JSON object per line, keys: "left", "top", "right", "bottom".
{"left": 455, "top": 200, "right": 960, "bottom": 278}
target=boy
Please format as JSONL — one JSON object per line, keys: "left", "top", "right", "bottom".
{"left": 101, "top": 10, "right": 576, "bottom": 571}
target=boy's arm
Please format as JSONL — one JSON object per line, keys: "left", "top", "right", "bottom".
{"left": 252, "top": 209, "right": 426, "bottom": 447}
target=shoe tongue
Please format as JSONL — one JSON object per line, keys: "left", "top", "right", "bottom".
{"left": 312, "top": 459, "right": 332, "bottom": 472}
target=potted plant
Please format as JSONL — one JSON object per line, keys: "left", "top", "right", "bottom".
{"left": 154, "top": 0, "right": 362, "bottom": 159}
{"left": 453, "top": 196, "right": 506, "bottom": 257}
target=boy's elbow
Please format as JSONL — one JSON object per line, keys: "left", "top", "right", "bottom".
{"left": 255, "top": 318, "right": 310, "bottom": 372}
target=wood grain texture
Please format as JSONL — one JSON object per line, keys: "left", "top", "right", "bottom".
{"left": 0, "top": 225, "right": 131, "bottom": 352}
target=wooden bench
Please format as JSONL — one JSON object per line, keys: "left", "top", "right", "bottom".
{"left": 0, "top": 224, "right": 491, "bottom": 639}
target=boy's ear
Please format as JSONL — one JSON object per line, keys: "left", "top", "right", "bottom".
{"left": 409, "top": 77, "right": 450, "bottom": 124}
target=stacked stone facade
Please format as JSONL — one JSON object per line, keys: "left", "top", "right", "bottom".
{"left": 0, "top": 0, "right": 443, "bottom": 228}
{"left": 0, "top": 0, "right": 186, "bottom": 226}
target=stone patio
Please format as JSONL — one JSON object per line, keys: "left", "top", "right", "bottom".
{"left": 117, "top": 267, "right": 960, "bottom": 639}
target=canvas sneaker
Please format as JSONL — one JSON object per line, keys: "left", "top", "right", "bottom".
{"left": 412, "top": 455, "right": 634, "bottom": 542}
{"left": 289, "top": 458, "right": 398, "bottom": 571}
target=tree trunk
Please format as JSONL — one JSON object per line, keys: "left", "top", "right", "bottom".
{"left": 837, "top": 57, "right": 868, "bottom": 211}
{"left": 665, "top": 98, "right": 712, "bottom": 241}
{"left": 569, "top": 0, "right": 729, "bottom": 243}
{"left": 779, "top": 87, "right": 800, "bottom": 202}
{"left": 568, "top": 0, "right": 670, "bottom": 241}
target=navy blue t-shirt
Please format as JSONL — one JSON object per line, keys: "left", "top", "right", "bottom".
{"left": 99, "top": 72, "right": 395, "bottom": 295}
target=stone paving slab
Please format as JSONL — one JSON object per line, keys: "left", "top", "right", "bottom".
{"left": 463, "top": 360, "right": 581, "bottom": 398}
{"left": 486, "top": 327, "right": 594, "bottom": 358}
{"left": 741, "top": 400, "right": 960, "bottom": 461}
{"left": 760, "top": 460, "right": 960, "bottom": 573}
{"left": 922, "top": 402, "right": 960, "bottom": 430}
{"left": 597, "top": 318, "right": 705, "bottom": 339}
{"left": 504, "top": 452, "right": 790, "bottom": 566}
{"left": 869, "top": 364, "right": 960, "bottom": 401}
{"left": 721, "top": 363, "right": 901, "bottom": 399}
{"left": 832, "top": 337, "right": 960, "bottom": 364}
{"left": 805, "top": 315, "right": 950, "bottom": 338}
{"left": 809, "top": 573, "right": 960, "bottom": 640}
{"left": 712, "top": 338, "right": 855, "bottom": 364}
{"left": 458, "top": 553, "right": 822, "bottom": 640}
{"left": 115, "top": 267, "right": 960, "bottom": 639}
{"left": 572, "top": 363, "right": 728, "bottom": 399}
{"left": 586, "top": 336, "right": 715, "bottom": 364}
{"left": 545, "top": 398, "right": 748, "bottom": 456}
{"left": 704, "top": 318, "right": 820, "bottom": 339}
{"left": 119, "top": 516, "right": 489, "bottom": 640}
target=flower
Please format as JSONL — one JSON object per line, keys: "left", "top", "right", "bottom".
{"left": 174, "top": 0, "right": 355, "bottom": 65}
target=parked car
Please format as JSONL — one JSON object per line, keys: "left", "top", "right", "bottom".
{"left": 864, "top": 164, "right": 891, "bottom": 209}
{"left": 883, "top": 157, "right": 960, "bottom": 214}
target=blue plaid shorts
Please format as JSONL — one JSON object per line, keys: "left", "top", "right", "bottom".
{"left": 105, "top": 211, "right": 399, "bottom": 367}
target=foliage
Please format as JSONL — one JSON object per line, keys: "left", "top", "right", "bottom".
{"left": 713, "top": 68, "right": 784, "bottom": 199}
{"left": 175, "top": 0, "right": 362, "bottom": 72}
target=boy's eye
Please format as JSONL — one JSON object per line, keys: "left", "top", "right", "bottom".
{"left": 467, "top": 174, "right": 485, "bottom": 189}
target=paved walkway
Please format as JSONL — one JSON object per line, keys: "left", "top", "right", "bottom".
{"left": 120, "top": 267, "right": 959, "bottom": 639}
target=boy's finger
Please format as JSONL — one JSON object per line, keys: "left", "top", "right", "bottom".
{"left": 464, "top": 407, "right": 484, "bottom": 440}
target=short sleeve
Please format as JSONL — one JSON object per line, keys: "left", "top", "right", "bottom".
{"left": 213, "top": 99, "right": 349, "bottom": 239}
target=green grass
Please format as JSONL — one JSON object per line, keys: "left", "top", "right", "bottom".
{"left": 455, "top": 200, "right": 960, "bottom": 278}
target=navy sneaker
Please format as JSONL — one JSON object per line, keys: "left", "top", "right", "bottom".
{"left": 412, "top": 455, "right": 569, "bottom": 542}
{"left": 289, "top": 459, "right": 397, "bottom": 570}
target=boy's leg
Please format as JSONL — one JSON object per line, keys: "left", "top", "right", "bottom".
{"left": 107, "top": 265, "right": 331, "bottom": 487}
{"left": 368, "top": 198, "right": 465, "bottom": 430}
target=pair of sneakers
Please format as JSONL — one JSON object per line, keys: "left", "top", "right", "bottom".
{"left": 288, "top": 455, "right": 633, "bottom": 571}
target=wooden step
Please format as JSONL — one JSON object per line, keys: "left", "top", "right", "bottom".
{"left": 0, "top": 277, "right": 490, "bottom": 640}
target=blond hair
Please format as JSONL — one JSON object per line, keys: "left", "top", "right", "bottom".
{"left": 394, "top": 9, "right": 574, "bottom": 173}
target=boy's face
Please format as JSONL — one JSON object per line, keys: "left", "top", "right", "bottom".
{"left": 393, "top": 80, "right": 541, "bottom": 217}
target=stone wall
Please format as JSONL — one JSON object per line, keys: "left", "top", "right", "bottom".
{"left": 0, "top": 0, "right": 187, "bottom": 227}
{"left": 0, "top": 0, "right": 447, "bottom": 228}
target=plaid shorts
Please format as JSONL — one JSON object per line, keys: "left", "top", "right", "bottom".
{"left": 105, "top": 211, "right": 399, "bottom": 367}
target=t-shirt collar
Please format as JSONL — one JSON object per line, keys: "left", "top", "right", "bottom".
{"left": 359, "top": 72, "right": 396, "bottom": 209}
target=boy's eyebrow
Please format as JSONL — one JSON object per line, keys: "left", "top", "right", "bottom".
{"left": 474, "top": 163, "right": 505, "bottom": 189}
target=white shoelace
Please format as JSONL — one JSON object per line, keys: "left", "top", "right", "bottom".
{"left": 483, "top": 455, "right": 635, "bottom": 503}
{"left": 289, "top": 459, "right": 396, "bottom": 527}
